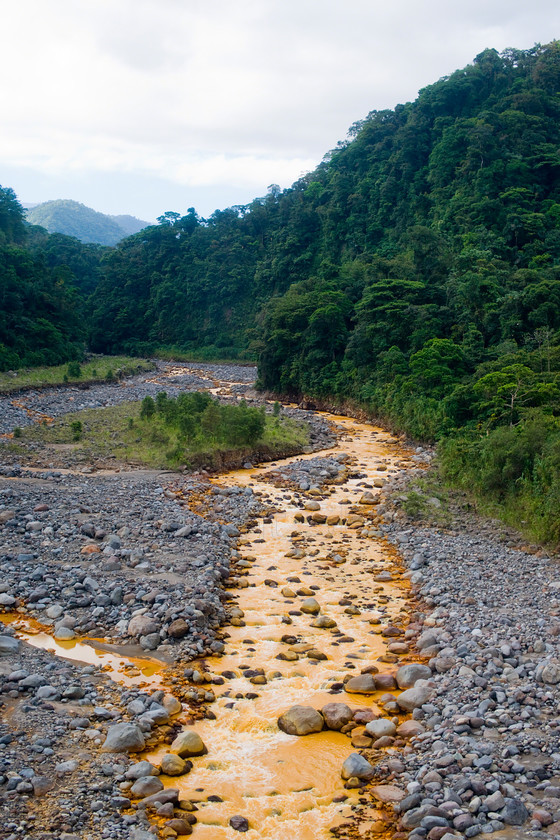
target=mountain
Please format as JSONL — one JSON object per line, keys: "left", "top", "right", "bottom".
{"left": 26, "top": 200, "right": 149, "bottom": 245}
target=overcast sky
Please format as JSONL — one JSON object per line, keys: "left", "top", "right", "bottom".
{"left": 2, "top": 1, "right": 559, "bottom": 222}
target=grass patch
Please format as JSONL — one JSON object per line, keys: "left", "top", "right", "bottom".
{"left": 0, "top": 356, "right": 155, "bottom": 394}
{"left": 153, "top": 346, "right": 256, "bottom": 365}
{"left": 17, "top": 400, "right": 309, "bottom": 470}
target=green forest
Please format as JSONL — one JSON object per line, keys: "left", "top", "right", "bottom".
{"left": 3, "top": 42, "right": 560, "bottom": 539}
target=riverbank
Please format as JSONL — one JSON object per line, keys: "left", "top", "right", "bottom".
{"left": 0, "top": 363, "right": 558, "bottom": 840}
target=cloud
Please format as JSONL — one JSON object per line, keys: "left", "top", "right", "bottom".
{"left": 2, "top": 0, "right": 560, "bottom": 216}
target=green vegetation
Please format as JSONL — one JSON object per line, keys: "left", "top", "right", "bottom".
{"left": 26, "top": 200, "right": 149, "bottom": 246}
{"left": 16, "top": 395, "right": 309, "bottom": 469}
{"left": 0, "top": 356, "right": 154, "bottom": 393}
{"left": 4, "top": 42, "right": 560, "bottom": 539}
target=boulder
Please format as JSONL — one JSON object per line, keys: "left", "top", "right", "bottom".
{"left": 167, "top": 619, "right": 190, "bottom": 639}
{"left": 365, "top": 719, "right": 396, "bottom": 738}
{"left": 0, "top": 635, "right": 19, "bottom": 653}
{"left": 396, "top": 680, "right": 433, "bottom": 711}
{"left": 230, "top": 815, "right": 250, "bottom": 832}
{"left": 395, "top": 663, "right": 432, "bottom": 689}
{"left": 102, "top": 723, "right": 145, "bottom": 753}
{"left": 374, "top": 673, "right": 398, "bottom": 690}
{"left": 300, "top": 598, "right": 320, "bottom": 615}
{"left": 127, "top": 614, "right": 159, "bottom": 637}
{"left": 344, "top": 674, "right": 376, "bottom": 694}
{"left": 170, "top": 730, "right": 207, "bottom": 757}
{"left": 501, "top": 798, "right": 529, "bottom": 826}
{"left": 321, "top": 702, "right": 353, "bottom": 730}
{"left": 160, "top": 754, "right": 189, "bottom": 776}
{"left": 341, "top": 753, "right": 375, "bottom": 780}
{"left": 130, "top": 776, "right": 164, "bottom": 798}
{"left": 278, "top": 705, "right": 324, "bottom": 736}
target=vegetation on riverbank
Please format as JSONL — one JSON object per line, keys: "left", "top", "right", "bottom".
{"left": 3, "top": 43, "right": 560, "bottom": 539}
{"left": 14, "top": 394, "right": 309, "bottom": 469}
{"left": 0, "top": 356, "right": 154, "bottom": 393}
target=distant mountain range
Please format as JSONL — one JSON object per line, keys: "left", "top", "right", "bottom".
{"left": 25, "top": 199, "right": 150, "bottom": 246}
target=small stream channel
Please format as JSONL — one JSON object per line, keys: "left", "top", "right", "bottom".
{"left": 4, "top": 410, "right": 420, "bottom": 839}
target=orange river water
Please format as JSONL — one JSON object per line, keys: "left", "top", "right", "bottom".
{"left": 3, "top": 411, "right": 419, "bottom": 840}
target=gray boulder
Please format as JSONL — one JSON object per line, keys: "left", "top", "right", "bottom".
{"left": 0, "top": 635, "right": 19, "bottom": 653}
{"left": 341, "top": 753, "right": 375, "bottom": 780}
{"left": 102, "top": 723, "right": 145, "bottom": 753}
{"left": 130, "top": 776, "right": 164, "bottom": 798}
{"left": 395, "top": 663, "right": 432, "bottom": 689}
{"left": 396, "top": 680, "right": 433, "bottom": 711}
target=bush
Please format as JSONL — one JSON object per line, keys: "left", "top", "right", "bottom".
{"left": 67, "top": 361, "right": 82, "bottom": 378}
{"left": 70, "top": 420, "right": 83, "bottom": 441}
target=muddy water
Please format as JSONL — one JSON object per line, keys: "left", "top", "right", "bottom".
{"left": 0, "top": 613, "right": 164, "bottom": 688}
{"left": 149, "top": 415, "right": 417, "bottom": 839}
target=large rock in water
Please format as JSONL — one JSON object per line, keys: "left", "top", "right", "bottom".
{"left": 170, "top": 730, "right": 207, "bottom": 757}
{"left": 278, "top": 705, "right": 324, "bottom": 735}
{"left": 395, "top": 663, "right": 432, "bottom": 689}
{"left": 321, "top": 702, "right": 353, "bottom": 730}
{"left": 344, "top": 674, "right": 376, "bottom": 694}
{"left": 102, "top": 723, "right": 145, "bottom": 753}
{"left": 130, "top": 776, "right": 164, "bottom": 798}
{"left": 341, "top": 753, "right": 375, "bottom": 780}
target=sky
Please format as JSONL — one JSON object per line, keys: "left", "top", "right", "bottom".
{"left": 1, "top": 1, "right": 559, "bottom": 223}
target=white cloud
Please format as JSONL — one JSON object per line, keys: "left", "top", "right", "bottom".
{"left": 1, "top": 0, "right": 560, "bottom": 216}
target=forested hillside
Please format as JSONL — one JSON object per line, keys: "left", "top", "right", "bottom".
{"left": 88, "top": 42, "right": 560, "bottom": 540}
{"left": 3, "top": 42, "right": 560, "bottom": 538}
{"left": 0, "top": 188, "right": 98, "bottom": 369}
{"left": 26, "top": 200, "right": 148, "bottom": 245}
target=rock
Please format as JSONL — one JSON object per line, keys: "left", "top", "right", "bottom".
{"left": 0, "top": 593, "right": 16, "bottom": 607}
{"left": 0, "top": 635, "right": 19, "bottom": 653}
{"left": 501, "top": 797, "right": 529, "bottom": 826}
{"left": 311, "top": 615, "right": 337, "bottom": 629}
{"left": 537, "top": 660, "right": 560, "bottom": 685}
{"left": 170, "top": 730, "right": 207, "bottom": 757}
{"left": 300, "top": 598, "right": 320, "bottom": 615}
{"left": 371, "top": 784, "right": 405, "bottom": 803}
{"left": 396, "top": 719, "right": 425, "bottom": 737}
{"left": 160, "top": 754, "right": 189, "bottom": 776}
{"left": 229, "top": 815, "right": 250, "bottom": 832}
{"left": 395, "top": 663, "right": 432, "bottom": 688}
{"left": 126, "top": 761, "right": 159, "bottom": 779}
{"left": 365, "top": 719, "right": 397, "bottom": 737}
{"left": 373, "top": 673, "right": 398, "bottom": 690}
{"left": 278, "top": 705, "right": 324, "bottom": 735}
{"left": 140, "top": 788, "right": 179, "bottom": 808}
{"left": 341, "top": 753, "right": 375, "bottom": 780}
{"left": 168, "top": 619, "right": 190, "bottom": 639}
{"left": 127, "top": 614, "right": 159, "bottom": 637}
{"left": 131, "top": 776, "right": 164, "bottom": 798}
{"left": 344, "top": 674, "right": 376, "bottom": 694}
{"left": 396, "top": 680, "right": 433, "bottom": 711}
{"left": 164, "top": 818, "right": 193, "bottom": 835}
{"left": 102, "top": 723, "right": 146, "bottom": 753}
{"left": 54, "top": 626, "right": 76, "bottom": 640}
{"left": 321, "top": 702, "right": 353, "bottom": 730}
{"left": 32, "top": 776, "right": 53, "bottom": 796}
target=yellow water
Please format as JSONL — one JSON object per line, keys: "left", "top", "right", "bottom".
{"left": 147, "top": 414, "right": 417, "bottom": 839}
{"left": 2, "top": 410, "right": 417, "bottom": 840}
{"left": 0, "top": 614, "right": 163, "bottom": 688}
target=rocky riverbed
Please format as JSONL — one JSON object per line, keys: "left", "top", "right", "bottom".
{"left": 0, "top": 364, "right": 559, "bottom": 840}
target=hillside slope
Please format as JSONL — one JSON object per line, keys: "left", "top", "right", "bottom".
{"left": 26, "top": 199, "right": 149, "bottom": 245}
